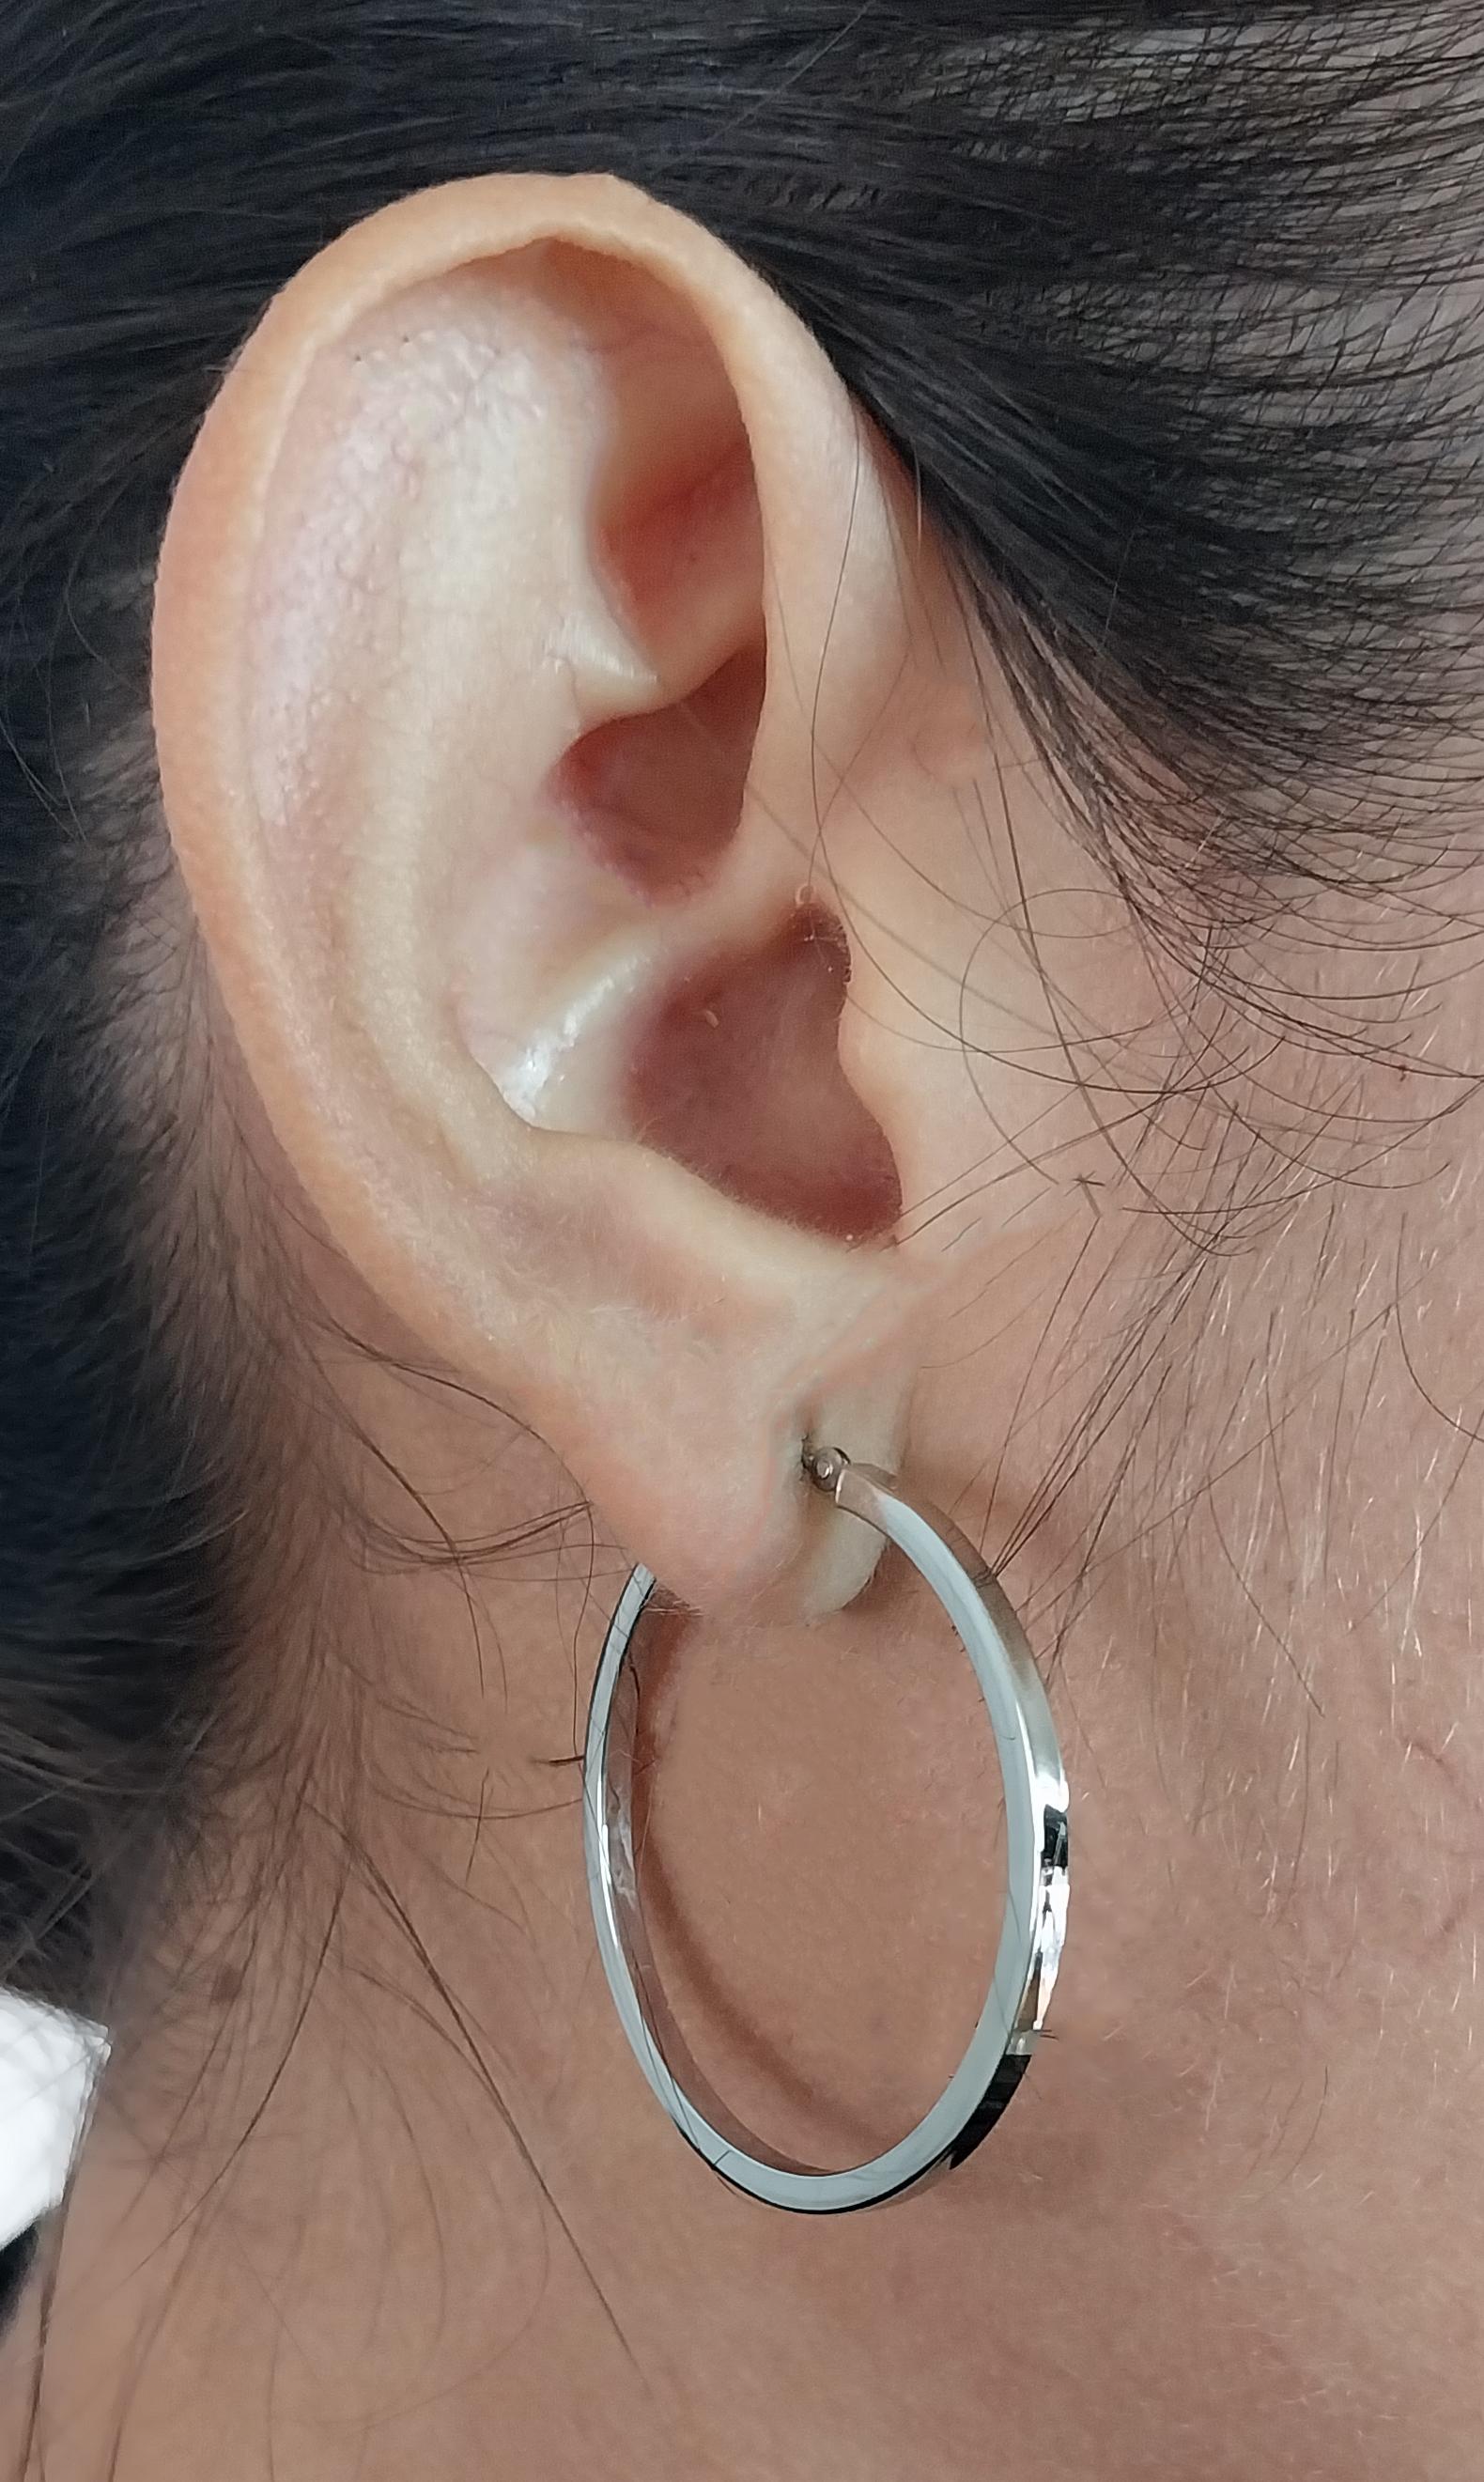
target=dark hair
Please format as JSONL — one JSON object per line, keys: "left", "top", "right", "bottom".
{"left": 1, "top": 0, "right": 1479, "bottom": 2060}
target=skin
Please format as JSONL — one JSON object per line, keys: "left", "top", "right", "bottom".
{"left": 3, "top": 173, "right": 1483, "bottom": 2476}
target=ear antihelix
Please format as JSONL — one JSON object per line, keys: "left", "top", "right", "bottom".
{"left": 552, "top": 255, "right": 767, "bottom": 901}
{"left": 446, "top": 238, "right": 901, "bottom": 1238}
{"left": 586, "top": 251, "right": 764, "bottom": 688}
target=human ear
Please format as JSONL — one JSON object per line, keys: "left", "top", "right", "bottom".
{"left": 151, "top": 170, "right": 973, "bottom": 1620}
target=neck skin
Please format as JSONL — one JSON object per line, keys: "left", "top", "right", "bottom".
{"left": 8, "top": 833, "right": 1484, "bottom": 2482}
{"left": 11, "top": 1016, "right": 1484, "bottom": 2482}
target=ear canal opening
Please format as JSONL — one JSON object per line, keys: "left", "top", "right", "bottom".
{"left": 625, "top": 903, "right": 903, "bottom": 1245}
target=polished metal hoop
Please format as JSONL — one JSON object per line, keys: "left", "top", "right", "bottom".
{"left": 581, "top": 1447, "right": 1070, "bottom": 2214}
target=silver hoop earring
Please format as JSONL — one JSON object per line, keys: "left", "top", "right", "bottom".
{"left": 581, "top": 1445, "right": 1069, "bottom": 2214}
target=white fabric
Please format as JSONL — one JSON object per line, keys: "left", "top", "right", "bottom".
{"left": 0, "top": 1994, "right": 106, "bottom": 2246}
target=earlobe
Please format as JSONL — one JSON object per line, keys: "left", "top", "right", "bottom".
{"left": 151, "top": 172, "right": 946, "bottom": 1619}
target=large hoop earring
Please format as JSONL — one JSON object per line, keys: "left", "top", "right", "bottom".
{"left": 581, "top": 1446, "right": 1070, "bottom": 2214}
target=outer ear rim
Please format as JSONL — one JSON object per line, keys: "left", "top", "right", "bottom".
{"left": 150, "top": 169, "right": 934, "bottom": 1619}
{"left": 151, "top": 170, "right": 861, "bottom": 1207}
